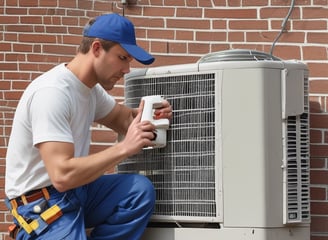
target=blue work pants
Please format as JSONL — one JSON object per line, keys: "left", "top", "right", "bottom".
{"left": 13, "top": 173, "right": 155, "bottom": 240}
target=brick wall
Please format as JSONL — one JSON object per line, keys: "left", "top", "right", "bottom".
{"left": 0, "top": 0, "right": 327, "bottom": 239}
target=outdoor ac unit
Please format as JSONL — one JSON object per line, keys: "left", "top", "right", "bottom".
{"left": 118, "top": 50, "right": 310, "bottom": 240}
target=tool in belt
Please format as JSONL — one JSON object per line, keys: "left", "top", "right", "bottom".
{"left": 6, "top": 186, "right": 63, "bottom": 239}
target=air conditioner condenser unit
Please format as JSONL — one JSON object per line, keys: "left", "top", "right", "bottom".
{"left": 118, "top": 50, "right": 310, "bottom": 240}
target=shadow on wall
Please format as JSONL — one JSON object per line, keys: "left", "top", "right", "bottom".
{"left": 309, "top": 98, "right": 326, "bottom": 145}
{"left": 309, "top": 99, "right": 328, "bottom": 238}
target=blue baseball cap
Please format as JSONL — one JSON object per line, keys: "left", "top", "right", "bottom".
{"left": 83, "top": 13, "right": 155, "bottom": 65}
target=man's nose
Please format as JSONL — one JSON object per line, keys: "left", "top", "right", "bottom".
{"left": 122, "top": 64, "right": 130, "bottom": 74}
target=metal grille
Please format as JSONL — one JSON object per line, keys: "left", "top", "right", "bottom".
{"left": 284, "top": 75, "right": 310, "bottom": 223}
{"left": 119, "top": 73, "right": 218, "bottom": 221}
{"left": 198, "top": 49, "right": 281, "bottom": 63}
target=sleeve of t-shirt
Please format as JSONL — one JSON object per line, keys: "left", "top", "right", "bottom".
{"left": 28, "top": 87, "right": 74, "bottom": 146}
{"left": 93, "top": 84, "right": 117, "bottom": 121}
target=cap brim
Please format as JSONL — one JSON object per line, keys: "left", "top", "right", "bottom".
{"left": 121, "top": 43, "right": 155, "bottom": 65}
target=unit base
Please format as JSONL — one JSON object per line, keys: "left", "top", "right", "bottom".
{"left": 141, "top": 226, "right": 310, "bottom": 240}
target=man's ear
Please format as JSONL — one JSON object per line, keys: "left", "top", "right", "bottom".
{"left": 91, "top": 41, "right": 102, "bottom": 57}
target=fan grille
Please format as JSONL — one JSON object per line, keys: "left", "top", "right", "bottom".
{"left": 119, "top": 73, "right": 218, "bottom": 220}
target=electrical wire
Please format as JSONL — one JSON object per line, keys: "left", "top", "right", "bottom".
{"left": 122, "top": 0, "right": 126, "bottom": 16}
{"left": 269, "top": 0, "right": 296, "bottom": 56}
{"left": 114, "top": 1, "right": 126, "bottom": 16}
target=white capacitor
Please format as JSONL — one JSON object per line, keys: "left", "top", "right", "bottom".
{"left": 141, "top": 95, "right": 170, "bottom": 149}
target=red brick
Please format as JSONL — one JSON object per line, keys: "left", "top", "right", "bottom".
{"left": 20, "top": 16, "right": 43, "bottom": 24}
{"left": 198, "top": 0, "right": 213, "bottom": 7}
{"left": 310, "top": 81, "right": 328, "bottom": 94}
{"left": 43, "top": 45, "right": 77, "bottom": 55}
{"left": 311, "top": 144, "right": 328, "bottom": 157}
{"left": 260, "top": 7, "right": 300, "bottom": 19}
{"left": 307, "top": 32, "right": 328, "bottom": 44}
{"left": 19, "top": 33, "right": 57, "bottom": 43}
{"left": 307, "top": 63, "right": 328, "bottom": 78}
{"left": 0, "top": 43, "right": 12, "bottom": 51}
{"left": 0, "top": 15, "right": 19, "bottom": 24}
{"left": 176, "top": 8, "right": 202, "bottom": 18}
{"left": 269, "top": 45, "right": 301, "bottom": 60}
{"left": 228, "top": 32, "right": 245, "bottom": 42}
{"left": 229, "top": 20, "right": 268, "bottom": 30}
{"left": 311, "top": 187, "right": 327, "bottom": 200}
{"left": 6, "top": 24, "right": 33, "bottom": 33}
{"left": 5, "top": 7, "right": 27, "bottom": 15}
{"left": 311, "top": 170, "right": 328, "bottom": 185}
{"left": 12, "top": 81, "right": 30, "bottom": 90}
{"left": 144, "top": 6, "right": 175, "bottom": 17}
{"left": 188, "top": 42, "right": 210, "bottom": 54}
{"left": 135, "top": 28, "right": 146, "bottom": 39}
{"left": 131, "top": 17, "right": 164, "bottom": 28}
{"left": 311, "top": 202, "right": 328, "bottom": 214}
{"left": 271, "top": 20, "right": 291, "bottom": 31}
{"left": 303, "top": 7, "right": 328, "bottom": 19}
{"left": 196, "top": 31, "right": 226, "bottom": 41}
{"left": 311, "top": 114, "right": 328, "bottom": 129}
{"left": 123, "top": 7, "right": 142, "bottom": 16}
{"left": 3, "top": 91, "right": 23, "bottom": 101}
{"left": 148, "top": 29, "right": 175, "bottom": 40}
{"left": 58, "top": 0, "right": 77, "bottom": 8}
{"left": 311, "top": 129, "right": 323, "bottom": 143}
{"left": 294, "top": 20, "right": 327, "bottom": 30}
{"left": 314, "top": 0, "right": 328, "bottom": 4}
{"left": 4, "top": 72, "right": 31, "bottom": 81}
{"left": 242, "top": 0, "right": 269, "bottom": 6}
{"left": 311, "top": 236, "right": 328, "bottom": 240}
{"left": 304, "top": 46, "right": 328, "bottom": 60}
{"left": 246, "top": 32, "right": 278, "bottom": 42}
{"left": 212, "top": 0, "right": 226, "bottom": 6}
{"left": 91, "top": 130, "right": 118, "bottom": 143}
{"left": 163, "top": 0, "right": 185, "bottom": 6}
{"left": 205, "top": 8, "right": 257, "bottom": 19}
{"left": 167, "top": 19, "right": 210, "bottom": 29}
{"left": 168, "top": 42, "right": 187, "bottom": 54}
{"left": 309, "top": 96, "right": 325, "bottom": 113}
{"left": 176, "top": 30, "right": 194, "bottom": 41}
{"left": 0, "top": 63, "right": 17, "bottom": 71}
{"left": 150, "top": 41, "right": 168, "bottom": 53}
{"left": 18, "top": 0, "right": 38, "bottom": 6}
{"left": 311, "top": 216, "right": 328, "bottom": 233}
{"left": 0, "top": 81, "right": 10, "bottom": 90}
{"left": 12, "top": 43, "right": 33, "bottom": 52}
{"left": 213, "top": 20, "right": 227, "bottom": 29}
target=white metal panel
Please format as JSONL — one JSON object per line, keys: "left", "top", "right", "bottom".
{"left": 220, "top": 67, "right": 285, "bottom": 227}
{"left": 281, "top": 68, "right": 305, "bottom": 118}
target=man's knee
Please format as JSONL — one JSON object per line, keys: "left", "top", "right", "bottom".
{"left": 129, "top": 174, "right": 156, "bottom": 206}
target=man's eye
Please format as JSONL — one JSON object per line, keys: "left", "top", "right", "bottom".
{"left": 119, "top": 55, "right": 127, "bottom": 60}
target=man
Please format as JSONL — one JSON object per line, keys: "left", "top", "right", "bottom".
{"left": 5, "top": 13, "right": 172, "bottom": 240}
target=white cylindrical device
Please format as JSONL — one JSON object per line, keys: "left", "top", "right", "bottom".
{"left": 141, "top": 95, "right": 170, "bottom": 149}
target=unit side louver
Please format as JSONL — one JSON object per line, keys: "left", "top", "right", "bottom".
{"left": 284, "top": 74, "right": 310, "bottom": 223}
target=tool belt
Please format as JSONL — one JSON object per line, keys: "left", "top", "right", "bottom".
{"left": 6, "top": 186, "right": 63, "bottom": 239}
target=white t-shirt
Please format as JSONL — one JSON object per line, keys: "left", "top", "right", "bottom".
{"left": 5, "top": 63, "right": 116, "bottom": 199}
